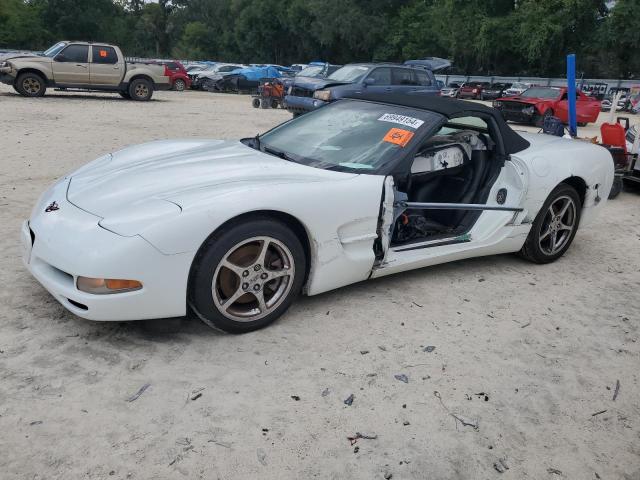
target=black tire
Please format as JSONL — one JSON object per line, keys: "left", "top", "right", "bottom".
{"left": 189, "top": 216, "right": 307, "bottom": 333}
{"left": 252, "top": 98, "right": 261, "bottom": 108}
{"left": 608, "top": 176, "right": 623, "bottom": 199}
{"left": 173, "top": 79, "right": 186, "bottom": 91}
{"left": 119, "top": 91, "right": 131, "bottom": 99}
{"left": 15, "top": 72, "right": 46, "bottom": 97}
{"left": 533, "top": 109, "right": 553, "bottom": 128}
{"left": 519, "top": 183, "right": 582, "bottom": 264}
{"left": 128, "top": 78, "right": 153, "bottom": 101}
{"left": 271, "top": 99, "right": 279, "bottom": 109}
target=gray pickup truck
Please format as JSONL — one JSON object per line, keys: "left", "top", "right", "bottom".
{"left": 0, "top": 41, "right": 171, "bottom": 101}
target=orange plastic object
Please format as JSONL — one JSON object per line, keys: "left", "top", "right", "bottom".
{"left": 383, "top": 128, "right": 414, "bottom": 147}
{"left": 600, "top": 122, "right": 627, "bottom": 153}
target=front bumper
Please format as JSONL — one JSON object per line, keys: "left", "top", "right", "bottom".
{"left": 22, "top": 179, "right": 192, "bottom": 321}
{"left": 495, "top": 108, "right": 535, "bottom": 124}
{"left": 0, "top": 71, "right": 16, "bottom": 86}
{"left": 283, "top": 95, "right": 328, "bottom": 114}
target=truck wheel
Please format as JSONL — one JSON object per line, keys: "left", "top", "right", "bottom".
{"left": 173, "top": 79, "right": 186, "bottom": 91}
{"left": 129, "top": 78, "right": 153, "bottom": 101}
{"left": 16, "top": 72, "right": 46, "bottom": 97}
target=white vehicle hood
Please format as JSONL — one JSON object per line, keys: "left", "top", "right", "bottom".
{"left": 67, "top": 139, "right": 357, "bottom": 220}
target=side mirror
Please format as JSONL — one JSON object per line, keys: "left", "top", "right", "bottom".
{"left": 363, "top": 77, "right": 375, "bottom": 86}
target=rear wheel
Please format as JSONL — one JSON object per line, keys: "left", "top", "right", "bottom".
{"left": 189, "top": 218, "right": 306, "bottom": 333}
{"left": 609, "top": 176, "right": 623, "bottom": 199}
{"left": 519, "top": 183, "right": 581, "bottom": 264}
{"left": 173, "top": 78, "right": 186, "bottom": 91}
{"left": 128, "top": 78, "right": 153, "bottom": 101}
{"left": 16, "top": 72, "right": 46, "bottom": 97}
{"left": 252, "top": 98, "right": 261, "bottom": 108}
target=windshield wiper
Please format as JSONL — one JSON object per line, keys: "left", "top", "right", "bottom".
{"left": 262, "top": 144, "right": 297, "bottom": 163}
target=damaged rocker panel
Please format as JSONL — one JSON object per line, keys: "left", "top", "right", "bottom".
{"left": 395, "top": 201, "right": 524, "bottom": 212}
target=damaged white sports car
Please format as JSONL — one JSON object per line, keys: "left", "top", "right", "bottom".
{"left": 22, "top": 94, "right": 614, "bottom": 332}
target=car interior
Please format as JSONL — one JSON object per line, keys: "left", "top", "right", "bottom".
{"left": 390, "top": 116, "right": 504, "bottom": 247}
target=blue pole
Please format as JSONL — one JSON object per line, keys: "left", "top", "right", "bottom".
{"left": 567, "top": 54, "right": 577, "bottom": 137}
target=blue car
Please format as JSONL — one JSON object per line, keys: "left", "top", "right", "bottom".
{"left": 284, "top": 63, "right": 440, "bottom": 116}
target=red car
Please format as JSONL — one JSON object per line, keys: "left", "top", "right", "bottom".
{"left": 458, "top": 81, "right": 491, "bottom": 99}
{"left": 493, "top": 86, "right": 601, "bottom": 127}
{"left": 159, "top": 61, "right": 191, "bottom": 91}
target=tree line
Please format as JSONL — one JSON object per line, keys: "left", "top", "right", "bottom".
{"left": 0, "top": 0, "right": 638, "bottom": 78}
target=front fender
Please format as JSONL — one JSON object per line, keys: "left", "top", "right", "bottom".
{"left": 140, "top": 174, "right": 386, "bottom": 295}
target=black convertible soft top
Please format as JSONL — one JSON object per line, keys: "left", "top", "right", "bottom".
{"left": 345, "top": 92, "right": 531, "bottom": 154}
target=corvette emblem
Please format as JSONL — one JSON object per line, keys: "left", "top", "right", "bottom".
{"left": 45, "top": 201, "right": 59, "bottom": 213}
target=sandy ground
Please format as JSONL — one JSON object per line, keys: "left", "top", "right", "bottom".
{"left": 0, "top": 85, "right": 639, "bottom": 480}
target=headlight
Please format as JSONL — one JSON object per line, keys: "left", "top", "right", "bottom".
{"left": 313, "top": 89, "right": 331, "bottom": 101}
{"left": 77, "top": 277, "right": 142, "bottom": 294}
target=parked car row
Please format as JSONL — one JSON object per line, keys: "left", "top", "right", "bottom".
{"left": 283, "top": 60, "right": 447, "bottom": 116}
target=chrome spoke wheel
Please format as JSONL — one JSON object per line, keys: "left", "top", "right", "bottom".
{"left": 538, "top": 195, "right": 576, "bottom": 255}
{"left": 23, "top": 78, "right": 41, "bottom": 94}
{"left": 212, "top": 236, "right": 295, "bottom": 322}
{"left": 135, "top": 84, "right": 149, "bottom": 98}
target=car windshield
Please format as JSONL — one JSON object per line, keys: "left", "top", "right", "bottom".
{"left": 42, "top": 42, "right": 66, "bottom": 57}
{"left": 297, "top": 65, "right": 323, "bottom": 77}
{"left": 257, "top": 100, "right": 442, "bottom": 173}
{"left": 520, "top": 87, "right": 561, "bottom": 99}
{"left": 327, "top": 65, "right": 371, "bottom": 83}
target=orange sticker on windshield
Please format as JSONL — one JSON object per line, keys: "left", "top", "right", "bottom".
{"left": 383, "top": 128, "right": 414, "bottom": 147}
{"left": 99, "top": 50, "right": 107, "bottom": 57}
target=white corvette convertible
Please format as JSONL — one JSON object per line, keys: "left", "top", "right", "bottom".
{"left": 22, "top": 94, "right": 613, "bottom": 333}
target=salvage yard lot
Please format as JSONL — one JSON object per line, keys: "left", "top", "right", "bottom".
{"left": 0, "top": 85, "right": 639, "bottom": 479}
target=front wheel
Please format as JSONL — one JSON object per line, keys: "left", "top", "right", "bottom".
{"left": 533, "top": 109, "right": 553, "bottom": 128}
{"left": 128, "top": 78, "right": 153, "bottom": 101}
{"left": 519, "top": 183, "right": 581, "bottom": 264}
{"left": 173, "top": 78, "right": 186, "bottom": 91}
{"left": 189, "top": 217, "right": 307, "bottom": 333}
{"left": 15, "top": 72, "right": 46, "bottom": 97}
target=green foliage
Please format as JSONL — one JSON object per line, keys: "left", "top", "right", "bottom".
{"left": 0, "top": 0, "right": 637, "bottom": 78}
